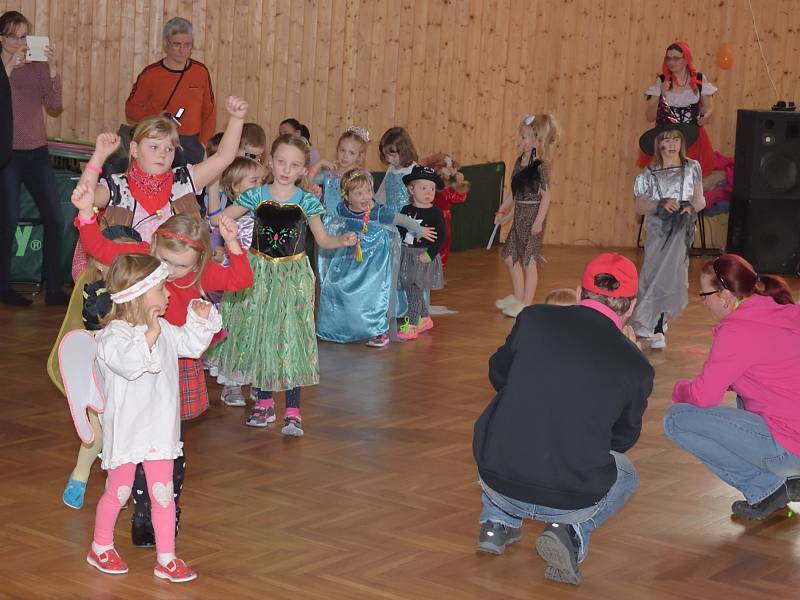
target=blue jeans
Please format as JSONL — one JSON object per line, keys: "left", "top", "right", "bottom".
{"left": 479, "top": 451, "right": 639, "bottom": 562}
{"left": 0, "top": 146, "right": 64, "bottom": 291}
{"left": 664, "top": 402, "right": 800, "bottom": 503}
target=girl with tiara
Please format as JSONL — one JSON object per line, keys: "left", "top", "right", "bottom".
{"left": 209, "top": 134, "right": 357, "bottom": 434}
{"left": 494, "top": 114, "right": 561, "bottom": 318}
{"left": 311, "top": 125, "right": 370, "bottom": 213}
{"left": 85, "top": 254, "right": 221, "bottom": 583}
{"left": 316, "top": 168, "right": 435, "bottom": 347}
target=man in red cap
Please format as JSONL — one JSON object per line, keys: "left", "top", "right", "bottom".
{"left": 473, "top": 253, "right": 654, "bottom": 585}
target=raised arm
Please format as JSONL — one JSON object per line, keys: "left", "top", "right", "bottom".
{"left": 190, "top": 96, "right": 248, "bottom": 190}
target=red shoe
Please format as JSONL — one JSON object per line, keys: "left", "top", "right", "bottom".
{"left": 416, "top": 316, "right": 434, "bottom": 333}
{"left": 154, "top": 558, "right": 197, "bottom": 583}
{"left": 86, "top": 548, "right": 128, "bottom": 574}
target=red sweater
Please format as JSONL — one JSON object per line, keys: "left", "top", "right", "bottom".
{"left": 125, "top": 59, "right": 216, "bottom": 145}
{"left": 77, "top": 220, "right": 253, "bottom": 325}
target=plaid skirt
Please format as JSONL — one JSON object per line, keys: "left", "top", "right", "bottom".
{"left": 179, "top": 357, "right": 208, "bottom": 421}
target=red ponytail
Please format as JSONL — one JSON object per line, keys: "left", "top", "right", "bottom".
{"left": 702, "top": 254, "right": 795, "bottom": 305}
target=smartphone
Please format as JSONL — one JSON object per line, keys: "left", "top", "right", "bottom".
{"left": 26, "top": 36, "right": 49, "bottom": 62}
{"left": 174, "top": 107, "right": 185, "bottom": 120}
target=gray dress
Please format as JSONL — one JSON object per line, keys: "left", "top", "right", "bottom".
{"left": 631, "top": 159, "right": 702, "bottom": 334}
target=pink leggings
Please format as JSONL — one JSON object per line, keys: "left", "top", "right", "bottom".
{"left": 93, "top": 460, "right": 175, "bottom": 553}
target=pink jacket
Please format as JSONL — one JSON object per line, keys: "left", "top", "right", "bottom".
{"left": 673, "top": 294, "right": 800, "bottom": 455}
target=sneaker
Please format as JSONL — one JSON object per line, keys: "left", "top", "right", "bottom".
{"left": 535, "top": 523, "right": 581, "bottom": 585}
{"left": 731, "top": 484, "right": 792, "bottom": 520}
{"left": 476, "top": 521, "right": 522, "bottom": 555}
{"left": 397, "top": 318, "right": 418, "bottom": 341}
{"left": 416, "top": 316, "right": 434, "bottom": 333}
{"left": 0, "top": 289, "right": 32, "bottom": 307}
{"left": 131, "top": 515, "right": 156, "bottom": 547}
{"left": 220, "top": 385, "right": 246, "bottom": 407}
{"left": 86, "top": 548, "right": 128, "bottom": 575}
{"left": 366, "top": 332, "right": 390, "bottom": 347}
{"left": 281, "top": 415, "right": 304, "bottom": 437}
{"left": 154, "top": 558, "right": 197, "bottom": 583}
{"left": 650, "top": 333, "right": 666, "bottom": 349}
{"left": 495, "top": 294, "right": 516, "bottom": 311}
{"left": 502, "top": 299, "right": 525, "bottom": 318}
{"left": 245, "top": 401, "right": 276, "bottom": 427}
{"left": 63, "top": 473, "right": 88, "bottom": 510}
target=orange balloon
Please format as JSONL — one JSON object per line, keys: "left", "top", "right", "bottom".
{"left": 717, "top": 43, "right": 734, "bottom": 70}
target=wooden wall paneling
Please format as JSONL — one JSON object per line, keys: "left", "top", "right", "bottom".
{"left": 351, "top": 0, "right": 374, "bottom": 139}
{"left": 364, "top": 0, "right": 386, "bottom": 162}
{"left": 392, "top": 0, "right": 416, "bottom": 148}
{"left": 377, "top": 0, "right": 399, "bottom": 144}
{"left": 322, "top": 0, "right": 345, "bottom": 155}
{"left": 271, "top": 0, "right": 291, "bottom": 127}
{"left": 446, "top": 0, "right": 470, "bottom": 160}
{"left": 285, "top": 0, "right": 304, "bottom": 122}
{"left": 310, "top": 0, "right": 331, "bottom": 153}
{"left": 229, "top": 2, "right": 249, "bottom": 103}
{"left": 258, "top": 0, "right": 278, "bottom": 134}
{"left": 406, "top": 1, "right": 428, "bottom": 156}
{"left": 596, "top": 0, "right": 631, "bottom": 246}
{"left": 88, "top": 0, "right": 106, "bottom": 138}
{"left": 188, "top": 0, "right": 205, "bottom": 64}
{"left": 420, "top": 0, "right": 443, "bottom": 155}
{"left": 455, "top": 0, "right": 482, "bottom": 165}
{"left": 297, "top": 0, "right": 316, "bottom": 136}
{"left": 339, "top": 0, "right": 359, "bottom": 131}
{"left": 243, "top": 0, "right": 264, "bottom": 119}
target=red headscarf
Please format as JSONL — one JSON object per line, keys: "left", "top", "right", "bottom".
{"left": 662, "top": 40, "right": 700, "bottom": 92}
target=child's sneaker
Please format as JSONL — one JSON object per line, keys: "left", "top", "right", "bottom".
{"left": 416, "top": 316, "right": 434, "bottom": 333}
{"left": 397, "top": 318, "right": 418, "bottom": 341}
{"left": 220, "top": 385, "right": 246, "bottom": 407}
{"left": 86, "top": 548, "right": 128, "bottom": 575}
{"left": 245, "top": 401, "right": 276, "bottom": 427}
{"left": 63, "top": 473, "right": 88, "bottom": 509}
{"left": 154, "top": 558, "right": 197, "bottom": 583}
{"left": 281, "top": 415, "right": 304, "bottom": 437}
{"left": 366, "top": 332, "right": 390, "bottom": 347}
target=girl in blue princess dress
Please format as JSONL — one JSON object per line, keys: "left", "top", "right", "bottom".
{"left": 316, "top": 168, "right": 436, "bottom": 347}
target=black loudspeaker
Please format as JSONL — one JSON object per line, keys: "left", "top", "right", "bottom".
{"left": 727, "top": 109, "right": 800, "bottom": 274}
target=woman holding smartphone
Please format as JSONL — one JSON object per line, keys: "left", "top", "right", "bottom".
{"left": 0, "top": 10, "right": 65, "bottom": 306}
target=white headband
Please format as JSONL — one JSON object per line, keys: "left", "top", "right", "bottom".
{"left": 109, "top": 262, "right": 170, "bottom": 304}
{"left": 345, "top": 125, "right": 370, "bottom": 143}
{"left": 521, "top": 114, "right": 535, "bottom": 126}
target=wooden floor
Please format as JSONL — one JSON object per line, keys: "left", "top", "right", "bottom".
{"left": 2, "top": 246, "right": 800, "bottom": 600}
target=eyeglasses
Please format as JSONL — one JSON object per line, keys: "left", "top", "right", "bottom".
{"left": 243, "top": 152, "right": 263, "bottom": 163}
{"left": 712, "top": 258, "right": 730, "bottom": 291}
{"left": 664, "top": 55, "right": 684, "bottom": 62}
{"left": 1, "top": 34, "right": 27, "bottom": 41}
{"left": 169, "top": 42, "right": 193, "bottom": 50}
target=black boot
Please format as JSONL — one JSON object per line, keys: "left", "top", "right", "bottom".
{"left": 131, "top": 514, "right": 156, "bottom": 547}
{"left": 731, "top": 485, "right": 791, "bottom": 520}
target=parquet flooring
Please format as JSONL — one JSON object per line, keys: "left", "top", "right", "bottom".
{"left": 2, "top": 246, "right": 800, "bottom": 600}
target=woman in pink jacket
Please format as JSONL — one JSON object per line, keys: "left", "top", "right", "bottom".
{"left": 664, "top": 254, "right": 800, "bottom": 520}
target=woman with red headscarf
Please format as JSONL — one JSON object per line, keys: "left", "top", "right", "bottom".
{"left": 637, "top": 41, "right": 717, "bottom": 175}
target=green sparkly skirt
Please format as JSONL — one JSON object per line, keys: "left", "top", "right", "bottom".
{"left": 207, "top": 251, "right": 319, "bottom": 391}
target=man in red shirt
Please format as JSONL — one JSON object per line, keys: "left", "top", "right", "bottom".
{"left": 125, "top": 17, "right": 215, "bottom": 167}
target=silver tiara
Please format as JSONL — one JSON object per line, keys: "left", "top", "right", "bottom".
{"left": 521, "top": 114, "right": 535, "bottom": 126}
{"left": 345, "top": 125, "right": 370, "bottom": 143}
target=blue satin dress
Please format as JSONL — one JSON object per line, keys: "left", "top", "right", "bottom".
{"left": 316, "top": 171, "right": 408, "bottom": 342}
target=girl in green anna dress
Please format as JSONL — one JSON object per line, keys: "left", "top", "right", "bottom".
{"left": 209, "top": 134, "right": 357, "bottom": 435}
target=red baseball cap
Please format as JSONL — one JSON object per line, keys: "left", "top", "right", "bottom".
{"left": 581, "top": 253, "right": 638, "bottom": 298}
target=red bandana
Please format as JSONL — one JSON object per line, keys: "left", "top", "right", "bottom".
{"left": 127, "top": 160, "right": 174, "bottom": 215}
{"left": 662, "top": 40, "right": 700, "bottom": 93}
